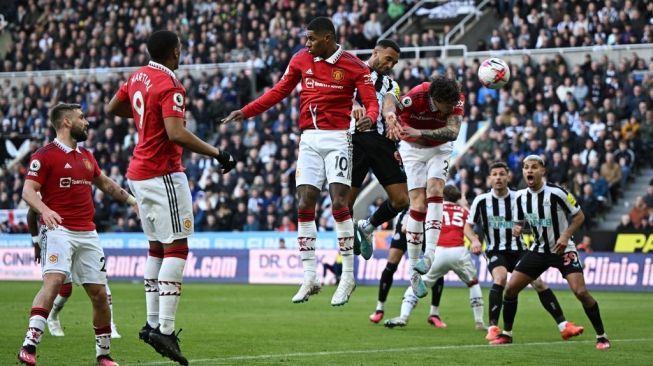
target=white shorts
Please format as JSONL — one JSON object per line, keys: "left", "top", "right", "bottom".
{"left": 398, "top": 141, "right": 453, "bottom": 191}
{"left": 41, "top": 226, "right": 107, "bottom": 285}
{"left": 422, "top": 246, "right": 477, "bottom": 288}
{"left": 296, "top": 130, "right": 352, "bottom": 188}
{"left": 128, "top": 172, "right": 194, "bottom": 243}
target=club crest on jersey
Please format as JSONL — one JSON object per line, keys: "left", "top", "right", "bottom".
{"left": 183, "top": 218, "right": 192, "bottom": 231}
{"left": 401, "top": 96, "right": 412, "bottom": 107}
{"left": 30, "top": 159, "right": 41, "bottom": 171}
{"left": 82, "top": 158, "right": 93, "bottom": 171}
{"left": 48, "top": 254, "right": 58, "bottom": 264}
{"left": 332, "top": 68, "right": 345, "bottom": 81}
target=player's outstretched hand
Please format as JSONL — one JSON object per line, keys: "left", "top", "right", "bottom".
{"left": 217, "top": 150, "right": 237, "bottom": 174}
{"left": 356, "top": 116, "right": 373, "bottom": 131}
{"left": 470, "top": 240, "right": 482, "bottom": 255}
{"left": 351, "top": 104, "right": 366, "bottom": 121}
{"left": 221, "top": 110, "right": 245, "bottom": 124}
{"left": 400, "top": 126, "right": 422, "bottom": 139}
{"left": 42, "top": 208, "right": 62, "bottom": 230}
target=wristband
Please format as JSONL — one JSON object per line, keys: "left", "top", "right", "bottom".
{"left": 126, "top": 195, "right": 137, "bottom": 206}
{"left": 32, "top": 235, "right": 40, "bottom": 245}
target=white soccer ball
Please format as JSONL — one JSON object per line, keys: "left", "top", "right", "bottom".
{"left": 478, "top": 57, "right": 510, "bottom": 89}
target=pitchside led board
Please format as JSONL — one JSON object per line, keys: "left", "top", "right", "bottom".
{"left": 1, "top": 232, "right": 652, "bottom": 292}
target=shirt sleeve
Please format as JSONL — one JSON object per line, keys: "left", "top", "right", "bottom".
{"left": 355, "top": 69, "right": 379, "bottom": 122}
{"left": 559, "top": 188, "right": 581, "bottom": 216}
{"left": 241, "top": 55, "right": 302, "bottom": 118}
{"left": 89, "top": 152, "right": 102, "bottom": 178}
{"left": 25, "top": 151, "right": 47, "bottom": 186}
{"left": 391, "top": 80, "right": 400, "bottom": 98}
{"left": 115, "top": 80, "right": 129, "bottom": 102}
{"left": 396, "top": 85, "right": 419, "bottom": 112}
{"left": 160, "top": 86, "right": 186, "bottom": 119}
{"left": 467, "top": 196, "right": 479, "bottom": 224}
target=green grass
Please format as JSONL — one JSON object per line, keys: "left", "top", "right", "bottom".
{"left": 1, "top": 281, "right": 652, "bottom": 365}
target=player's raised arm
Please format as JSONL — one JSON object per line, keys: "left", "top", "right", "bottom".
{"left": 464, "top": 222, "right": 483, "bottom": 254}
{"left": 106, "top": 92, "right": 133, "bottom": 118}
{"left": 355, "top": 69, "right": 379, "bottom": 122}
{"left": 222, "top": 59, "right": 302, "bottom": 124}
{"left": 164, "top": 115, "right": 236, "bottom": 173}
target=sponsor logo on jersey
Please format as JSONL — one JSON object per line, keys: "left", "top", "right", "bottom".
{"left": 332, "top": 68, "right": 345, "bottom": 81}
{"left": 64, "top": 163, "right": 72, "bottom": 169}
{"left": 401, "top": 96, "right": 412, "bottom": 107}
{"left": 48, "top": 254, "right": 58, "bottom": 264}
{"left": 305, "top": 78, "right": 315, "bottom": 88}
{"left": 82, "top": 158, "right": 93, "bottom": 171}
{"left": 60, "top": 177, "right": 72, "bottom": 188}
{"left": 30, "top": 159, "right": 41, "bottom": 171}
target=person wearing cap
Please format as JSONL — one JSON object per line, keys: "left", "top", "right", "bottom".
{"left": 490, "top": 155, "right": 610, "bottom": 350}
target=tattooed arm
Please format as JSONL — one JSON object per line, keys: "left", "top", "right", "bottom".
{"left": 401, "top": 114, "right": 463, "bottom": 141}
{"left": 93, "top": 174, "right": 137, "bottom": 206}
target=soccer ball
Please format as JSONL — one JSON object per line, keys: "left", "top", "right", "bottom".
{"left": 478, "top": 57, "right": 510, "bottom": 89}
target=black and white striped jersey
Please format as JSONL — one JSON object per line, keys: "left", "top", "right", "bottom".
{"left": 351, "top": 64, "right": 400, "bottom": 135}
{"left": 514, "top": 182, "right": 582, "bottom": 254}
{"left": 468, "top": 189, "right": 524, "bottom": 252}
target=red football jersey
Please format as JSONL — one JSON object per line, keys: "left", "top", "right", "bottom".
{"left": 25, "top": 139, "right": 101, "bottom": 231}
{"left": 438, "top": 201, "right": 469, "bottom": 248}
{"left": 115, "top": 61, "right": 186, "bottom": 180}
{"left": 397, "top": 82, "right": 465, "bottom": 147}
{"left": 241, "top": 47, "right": 379, "bottom": 130}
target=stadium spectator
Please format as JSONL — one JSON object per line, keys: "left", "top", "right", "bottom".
{"left": 629, "top": 196, "right": 649, "bottom": 229}
{"left": 600, "top": 152, "right": 622, "bottom": 204}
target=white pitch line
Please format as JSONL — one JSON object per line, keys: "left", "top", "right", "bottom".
{"left": 124, "top": 337, "right": 652, "bottom": 365}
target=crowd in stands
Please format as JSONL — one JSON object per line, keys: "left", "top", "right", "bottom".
{"left": 1, "top": 0, "right": 653, "bottom": 235}
{"left": 484, "top": 0, "right": 653, "bottom": 50}
{"left": 0, "top": 0, "right": 407, "bottom": 72}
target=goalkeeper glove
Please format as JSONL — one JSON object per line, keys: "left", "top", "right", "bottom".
{"left": 217, "top": 150, "right": 236, "bottom": 174}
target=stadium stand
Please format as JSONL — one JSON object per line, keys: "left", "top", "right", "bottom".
{"left": 1, "top": 0, "right": 652, "bottom": 235}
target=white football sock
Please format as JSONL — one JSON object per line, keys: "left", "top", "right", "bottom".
{"left": 335, "top": 217, "right": 354, "bottom": 280}
{"left": 49, "top": 295, "right": 69, "bottom": 320}
{"left": 470, "top": 284, "right": 484, "bottom": 323}
{"left": 406, "top": 211, "right": 425, "bottom": 270}
{"left": 158, "top": 257, "right": 185, "bottom": 335}
{"left": 144, "top": 256, "right": 162, "bottom": 328}
{"left": 94, "top": 325, "right": 111, "bottom": 357}
{"left": 376, "top": 301, "right": 385, "bottom": 311}
{"left": 425, "top": 197, "right": 443, "bottom": 260}
{"left": 23, "top": 314, "right": 46, "bottom": 347}
{"left": 430, "top": 305, "right": 440, "bottom": 316}
{"left": 298, "top": 220, "right": 317, "bottom": 282}
{"left": 400, "top": 286, "right": 419, "bottom": 320}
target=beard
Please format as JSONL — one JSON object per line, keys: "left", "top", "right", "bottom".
{"left": 70, "top": 125, "right": 88, "bottom": 142}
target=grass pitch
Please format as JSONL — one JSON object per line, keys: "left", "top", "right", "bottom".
{"left": 1, "top": 281, "right": 651, "bottom": 365}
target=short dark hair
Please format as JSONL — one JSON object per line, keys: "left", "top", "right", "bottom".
{"left": 50, "top": 103, "right": 81, "bottom": 129}
{"left": 306, "top": 17, "right": 336, "bottom": 37}
{"left": 376, "top": 39, "right": 401, "bottom": 54}
{"left": 443, "top": 185, "right": 462, "bottom": 203}
{"left": 147, "top": 30, "right": 179, "bottom": 62}
{"left": 489, "top": 161, "right": 510, "bottom": 173}
{"left": 428, "top": 76, "right": 461, "bottom": 105}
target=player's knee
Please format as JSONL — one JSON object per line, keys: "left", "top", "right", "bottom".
{"left": 384, "top": 262, "right": 398, "bottom": 275}
{"left": 86, "top": 286, "right": 109, "bottom": 308}
{"left": 391, "top": 195, "right": 409, "bottom": 211}
{"left": 504, "top": 285, "right": 519, "bottom": 299}
{"left": 531, "top": 279, "right": 548, "bottom": 292}
{"left": 572, "top": 286, "right": 590, "bottom": 301}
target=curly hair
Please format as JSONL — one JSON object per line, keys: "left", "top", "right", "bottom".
{"left": 428, "top": 76, "right": 461, "bottom": 105}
